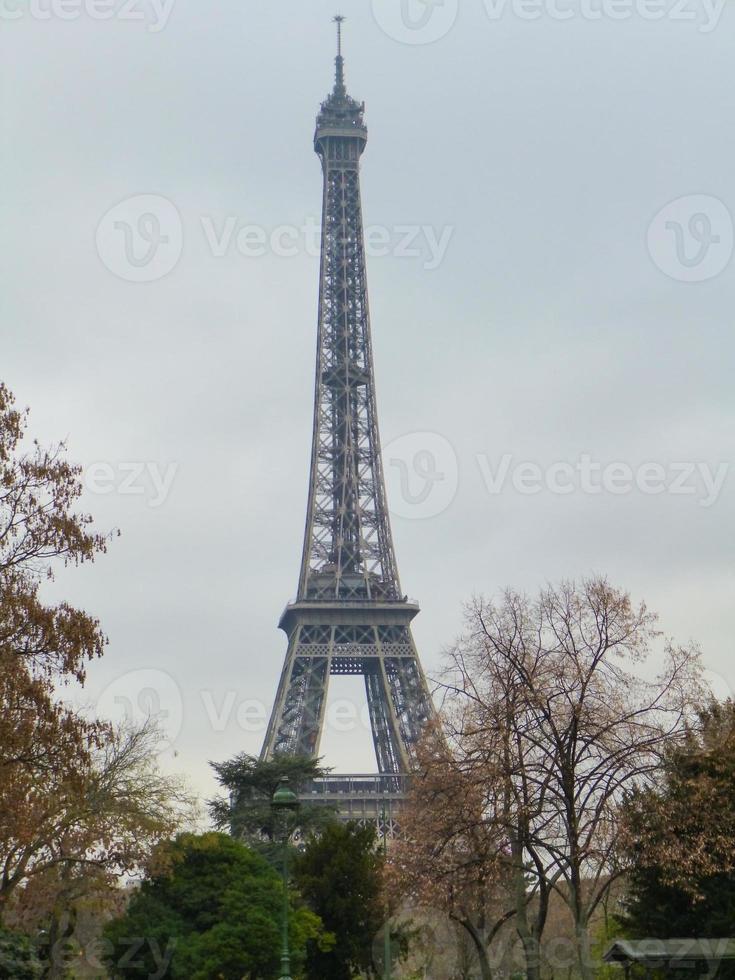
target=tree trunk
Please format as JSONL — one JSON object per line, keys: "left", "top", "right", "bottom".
{"left": 45, "top": 861, "right": 77, "bottom": 980}
{"left": 45, "top": 901, "right": 77, "bottom": 980}
{"left": 564, "top": 765, "right": 595, "bottom": 980}
{"left": 575, "top": 918, "right": 595, "bottom": 980}
{"left": 510, "top": 839, "right": 541, "bottom": 980}
{"left": 455, "top": 917, "right": 494, "bottom": 980}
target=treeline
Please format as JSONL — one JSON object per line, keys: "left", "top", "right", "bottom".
{"left": 2, "top": 380, "right": 734, "bottom": 979}
{"left": 0, "top": 382, "right": 386, "bottom": 980}
{"left": 388, "top": 581, "right": 735, "bottom": 978}
{"left": 0, "top": 382, "right": 196, "bottom": 977}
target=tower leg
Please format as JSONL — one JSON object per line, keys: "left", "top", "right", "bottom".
{"left": 384, "top": 657, "right": 434, "bottom": 758}
{"left": 364, "top": 665, "right": 408, "bottom": 774}
{"left": 262, "top": 651, "right": 330, "bottom": 760}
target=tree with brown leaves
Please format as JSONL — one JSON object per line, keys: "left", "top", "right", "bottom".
{"left": 392, "top": 578, "right": 703, "bottom": 980}
{"left": 387, "top": 729, "right": 516, "bottom": 980}
{"left": 0, "top": 382, "right": 196, "bottom": 972}
{"left": 0, "top": 380, "right": 110, "bottom": 920}
{"left": 8, "top": 721, "right": 197, "bottom": 978}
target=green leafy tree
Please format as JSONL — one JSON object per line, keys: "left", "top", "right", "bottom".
{"left": 621, "top": 699, "right": 735, "bottom": 941}
{"left": 209, "top": 754, "right": 337, "bottom": 856}
{"left": 104, "top": 832, "right": 327, "bottom": 980}
{"left": 293, "top": 821, "right": 385, "bottom": 980}
{"left": 0, "top": 929, "right": 42, "bottom": 979}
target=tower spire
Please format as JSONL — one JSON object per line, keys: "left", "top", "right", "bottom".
{"left": 333, "top": 14, "right": 346, "bottom": 96}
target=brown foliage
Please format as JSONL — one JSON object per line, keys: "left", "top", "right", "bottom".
{"left": 387, "top": 728, "right": 515, "bottom": 979}
{"left": 0, "top": 381, "right": 109, "bottom": 916}
{"left": 391, "top": 578, "right": 703, "bottom": 980}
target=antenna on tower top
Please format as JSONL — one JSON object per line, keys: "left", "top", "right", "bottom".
{"left": 333, "top": 13, "right": 345, "bottom": 55}
{"left": 333, "top": 14, "right": 346, "bottom": 94}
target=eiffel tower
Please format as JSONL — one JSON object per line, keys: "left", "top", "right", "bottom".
{"left": 260, "top": 18, "right": 436, "bottom": 826}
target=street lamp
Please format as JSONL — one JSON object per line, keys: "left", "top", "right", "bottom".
{"left": 381, "top": 798, "right": 392, "bottom": 980}
{"left": 272, "top": 778, "right": 300, "bottom": 980}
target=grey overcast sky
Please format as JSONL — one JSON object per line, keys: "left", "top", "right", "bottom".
{"left": 2, "top": 0, "right": 734, "bottom": 797}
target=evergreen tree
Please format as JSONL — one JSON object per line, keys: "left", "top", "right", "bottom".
{"left": 104, "top": 833, "right": 328, "bottom": 980}
{"left": 209, "top": 753, "right": 337, "bottom": 857}
{"left": 622, "top": 700, "right": 735, "bottom": 941}
{"left": 0, "top": 929, "right": 42, "bottom": 979}
{"left": 293, "top": 821, "right": 385, "bottom": 980}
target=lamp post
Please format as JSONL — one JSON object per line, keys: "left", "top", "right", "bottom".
{"left": 381, "top": 798, "right": 391, "bottom": 980}
{"left": 272, "top": 778, "right": 300, "bottom": 980}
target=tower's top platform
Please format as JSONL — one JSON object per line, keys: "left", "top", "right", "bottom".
{"left": 315, "top": 15, "right": 367, "bottom": 147}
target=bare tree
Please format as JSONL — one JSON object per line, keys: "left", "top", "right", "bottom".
{"left": 396, "top": 577, "right": 703, "bottom": 980}
{"left": 6, "top": 719, "right": 198, "bottom": 978}
{"left": 388, "top": 728, "right": 517, "bottom": 980}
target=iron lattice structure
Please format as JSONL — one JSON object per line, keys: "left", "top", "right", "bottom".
{"left": 260, "top": 24, "right": 436, "bottom": 812}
